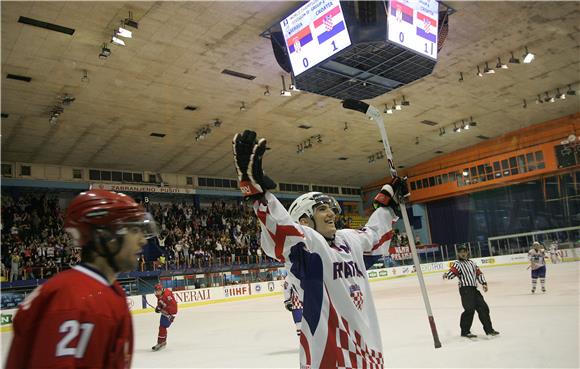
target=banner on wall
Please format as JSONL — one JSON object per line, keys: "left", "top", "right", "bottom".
{"left": 389, "top": 245, "right": 413, "bottom": 260}
{"left": 90, "top": 183, "right": 196, "bottom": 194}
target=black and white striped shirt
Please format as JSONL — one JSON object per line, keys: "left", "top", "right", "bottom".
{"left": 444, "top": 259, "right": 487, "bottom": 287}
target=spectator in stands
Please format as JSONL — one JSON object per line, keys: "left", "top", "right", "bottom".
{"left": 10, "top": 252, "right": 20, "bottom": 282}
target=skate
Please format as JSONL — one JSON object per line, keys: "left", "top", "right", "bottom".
{"left": 152, "top": 342, "right": 167, "bottom": 351}
{"left": 461, "top": 332, "right": 477, "bottom": 338}
{"left": 531, "top": 288, "right": 536, "bottom": 294}
{"left": 486, "top": 330, "right": 500, "bottom": 336}
{"left": 541, "top": 287, "right": 546, "bottom": 293}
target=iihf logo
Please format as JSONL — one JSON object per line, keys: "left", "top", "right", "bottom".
{"left": 349, "top": 284, "right": 364, "bottom": 310}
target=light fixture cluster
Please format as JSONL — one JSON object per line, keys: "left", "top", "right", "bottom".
{"left": 437, "top": 116, "right": 477, "bottom": 136}
{"left": 367, "top": 150, "right": 385, "bottom": 164}
{"left": 296, "top": 135, "right": 322, "bottom": 154}
{"left": 525, "top": 84, "right": 576, "bottom": 108}
{"left": 194, "top": 119, "right": 222, "bottom": 141}
{"left": 48, "top": 94, "right": 75, "bottom": 125}
{"left": 383, "top": 95, "right": 410, "bottom": 114}
{"left": 99, "top": 12, "right": 138, "bottom": 59}
{"left": 461, "top": 45, "right": 535, "bottom": 81}
{"left": 560, "top": 134, "right": 579, "bottom": 156}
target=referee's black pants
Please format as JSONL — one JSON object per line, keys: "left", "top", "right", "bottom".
{"left": 459, "top": 286, "right": 494, "bottom": 335}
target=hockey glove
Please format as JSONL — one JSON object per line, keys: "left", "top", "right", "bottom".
{"left": 155, "top": 306, "right": 161, "bottom": 313}
{"left": 284, "top": 299, "right": 293, "bottom": 312}
{"left": 373, "top": 176, "right": 410, "bottom": 217}
{"left": 232, "top": 130, "right": 276, "bottom": 199}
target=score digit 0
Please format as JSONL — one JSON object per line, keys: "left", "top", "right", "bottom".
{"left": 399, "top": 32, "right": 404, "bottom": 43}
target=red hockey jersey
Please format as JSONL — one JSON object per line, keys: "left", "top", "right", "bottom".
{"left": 157, "top": 288, "right": 178, "bottom": 316}
{"left": 5, "top": 265, "right": 134, "bottom": 369}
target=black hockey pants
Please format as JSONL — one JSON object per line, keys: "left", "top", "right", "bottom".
{"left": 459, "top": 286, "right": 494, "bottom": 335}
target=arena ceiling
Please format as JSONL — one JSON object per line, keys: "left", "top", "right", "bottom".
{"left": 1, "top": 1, "right": 579, "bottom": 188}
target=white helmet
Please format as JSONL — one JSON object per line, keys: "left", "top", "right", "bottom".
{"left": 533, "top": 241, "right": 541, "bottom": 247}
{"left": 288, "top": 192, "right": 341, "bottom": 223}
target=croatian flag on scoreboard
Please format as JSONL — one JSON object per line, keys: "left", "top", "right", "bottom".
{"left": 416, "top": 12, "right": 437, "bottom": 42}
{"left": 287, "top": 25, "right": 313, "bottom": 54}
{"left": 314, "top": 5, "right": 346, "bottom": 44}
{"left": 391, "top": 0, "right": 413, "bottom": 25}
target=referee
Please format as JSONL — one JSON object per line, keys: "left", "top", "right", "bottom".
{"left": 443, "top": 244, "right": 500, "bottom": 338}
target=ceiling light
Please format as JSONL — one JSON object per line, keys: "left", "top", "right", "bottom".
{"left": 111, "top": 36, "right": 125, "bottom": 46}
{"left": 81, "top": 69, "right": 89, "bottom": 83}
{"left": 393, "top": 99, "right": 402, "bottom": 110}
{"left": 439, "top": 127, "right": 445, "bottom": 136}
{"left": 124, "top": 11, "right": 138, "bottom": 29}
{"left": 557, "top": 88, "right": 566, "bottom": 100}
{"left": 458, "top": 72, "right": 464, "bottom": 82}
{"left": 401, "top": 95, "right": 410, "bottom": 106}
{"left": 99, "top": 43, "right": 111, "bottom": 59}
{"left": 522, "top": 46, "right": 535, "bottom": 64}
{"left": 483, "top": 62, "right": 495, "bottom": 74}
{"left": 508, "top": 52, "right": 520, "bottom": 64}
{"left": 240, "top": 102, "right": 246, "bottom": 112}
{"left": 344, "top": 122, "right": 348, "bottom": 131}
{"left": 496, "top": 57, "right": 508, "bottom": 69}
{"left": 536, "top": 94, "right": 543, "bottom": 104}
{"left": 116, "top": 25, "right": 132, "bottom": 38}
{"left": 469, "top": 116, "right": 477, "bottom": 127}
{"left": 462, "top": 120, "right": 469, "bottom": 130}
{"left": 453, "top": 123, "right": 461, "bottom": 133}
{"left": 462, "top": 170, "right": 469, "bottom": 177}
{"left": 280, "top": 75, "right": 291, "bottom": 96}
{"left": 476, "top": 66, "right": 483, "bottom": 77}
{"left": 544, "top": 92, "right": 554, "bottom": 103}
{"left": 415, "top": 137, "right": 419, "bottom": 145}
{"left": 522, "top": 99, "right": 527, "bottom": 109}
{"left": 264, "top": 86, "right": 270, "bottom": 96}
{"left": 213, "top": 119, "right": 222, "bottom": 127}
{"left": 386, "top": 106, "right": 393, "bottom": 114}
{"left": 566, "top": 85, "right": 576, "bottom": 96}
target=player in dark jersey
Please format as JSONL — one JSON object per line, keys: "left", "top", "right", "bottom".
{"left": 6, "top": 189, "right": 158, "bottom": 369}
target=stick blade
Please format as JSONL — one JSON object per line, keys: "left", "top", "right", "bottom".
{"left": 342, "top": 99, "right": 369, "bottom": 114}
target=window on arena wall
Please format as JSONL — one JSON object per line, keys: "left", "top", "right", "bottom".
{"left": 1, "top": 163, "right": 13, "bottom": 177}
{"left": 73, "top": 169, "right": 82, "bottom": 179}
{"left": 20, "top": 165, "right": 31, "bottom": 176}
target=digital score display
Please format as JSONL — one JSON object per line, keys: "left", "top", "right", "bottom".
{"left": 280, "top": 0, "right": 352, "bottom": 76}
{"left": 387, "top": 0, "right": 439, "bottom": 60}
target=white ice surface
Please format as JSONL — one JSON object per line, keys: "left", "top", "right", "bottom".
{"left": 2, "top": 262, "right": 578, "bottom": 368}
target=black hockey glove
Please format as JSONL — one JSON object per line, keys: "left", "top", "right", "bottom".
{"left": 284, "top": 299, "right": 293, "bottom": 312}
{"left": 155, "top": 306, "right": 161, "bottom": 313}
{"left": 373, "top": 176, "right": 410, "bottom": 217}
{"left": 232, "top": 130, "right": 276, "bottom": 199}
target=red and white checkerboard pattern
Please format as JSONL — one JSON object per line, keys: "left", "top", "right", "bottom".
{"left": 291, "top": 290, "right": 303, "bottom": 309}
{"left": 324, "top": 15, "right": 334, "bottom": 32}
{"left": 336, "top": 317, "right": 384, "bottom": 369}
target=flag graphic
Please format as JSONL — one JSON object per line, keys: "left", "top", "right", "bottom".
{"left": 287, "top": 25, "right": 313, "bottom": 53}
{"left": 313, "top": 5, "right": 346, "bottom": 44}
{"left": 416, "top": 12, "right": 437, "bottom": 42}
{"left": 390, "top": 0, "right": 413, "bottom": 25}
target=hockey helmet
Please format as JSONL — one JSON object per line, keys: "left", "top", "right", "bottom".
{"left": 64, "top": 189, "right": 158, "bottom": 247}
{"left": 456, "top": 244, "right": 469, "bottom": 253}
{"left": 154, "top": 283, "right": 164, "bottom": 295}
{"left": 288, "top": 192, "right": 341, "bottom": 223}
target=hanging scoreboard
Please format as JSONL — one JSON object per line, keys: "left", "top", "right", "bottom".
{"left": 387, "top": 0, "right": 439, "bottom": 60}
{"left": 280, "top": 0, "right": 352, "bottom": 76}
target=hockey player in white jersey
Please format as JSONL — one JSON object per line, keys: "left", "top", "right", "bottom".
{"left": 233, "top": 130, "right": 408, "bottom": 369}
{"left": 548, "top": 241, "right": 561, "bottom": 264}
{"left": 528, "top": 241, "right": 547, "bottom": 293}
{"left": 284, "top": 271, "right": 304, "bottom": 337}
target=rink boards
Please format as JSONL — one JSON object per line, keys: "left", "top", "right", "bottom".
{"left": 2, "top": 247, "right": 579, "bottom": 332}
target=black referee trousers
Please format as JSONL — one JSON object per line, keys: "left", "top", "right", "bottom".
{"left": 459, "top": 286, "right": 493, "bottom": 335}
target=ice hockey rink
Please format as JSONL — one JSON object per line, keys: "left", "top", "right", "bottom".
{"left": 2, "top": 262, "right": 578, "bottom": 368}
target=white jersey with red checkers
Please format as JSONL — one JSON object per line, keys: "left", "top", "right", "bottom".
{"left": 255, "top": 192, "right": 396, "bottom": 369}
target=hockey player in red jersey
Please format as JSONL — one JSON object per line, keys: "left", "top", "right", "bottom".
{"left": 152, "top": 283, "right": 178, "bottom": 351}
{"left": 5, "top": 189, "right": 158, "bottom": 369}
{"left": 233, "top": 130, "right": 408, "bottom": 369}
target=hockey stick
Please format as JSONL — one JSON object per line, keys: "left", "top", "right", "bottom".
{"left": 342, "top": 99, "right": 442, "bottom": 349}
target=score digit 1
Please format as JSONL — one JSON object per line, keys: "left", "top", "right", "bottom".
{"left": 331, "top": 40, "right": 338, "bottom": 51}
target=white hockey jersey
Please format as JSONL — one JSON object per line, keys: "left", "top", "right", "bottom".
{"left": 284, "top": 270, "right": 304, "bottom": 310}
{"left": 255, "top": 192, "right": 396, "bottom": 369}
{"left": 528, "top": 248, "right": 546, "bottom": 270}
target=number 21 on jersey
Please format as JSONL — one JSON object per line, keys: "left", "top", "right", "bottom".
{"left": 56, "top": 320, "right": 95, "bottom": 358}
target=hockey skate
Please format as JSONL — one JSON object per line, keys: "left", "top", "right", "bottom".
{"left": 541, "top": 287, "right": 546, "bottom": 293}
{"left": 531, "top": 288, "right": 536, "bottom": 294}
{"left": 152, "top": 342, "right": 167, "bottom": 351}
{"left": 461, "top": 332, "right": 477, "bottom": 338}
{"left": 486, "top": 330, "right": 500, "bottom": 336}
